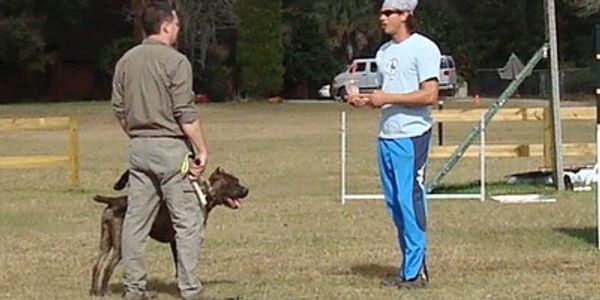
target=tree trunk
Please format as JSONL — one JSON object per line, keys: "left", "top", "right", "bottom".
{"left": 131, "top": 0, "right": 147, "bottom": 41}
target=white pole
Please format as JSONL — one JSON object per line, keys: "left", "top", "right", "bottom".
{"left": 341, "top": 111, "right": 347, "bottom": 204}
{"left": 596, "top": 122, "right": 600, "bottom": 249}
{"left": 480, "top": 114, "right": 486, "bottom": 202}
{"left": 594, "top": 24, "right": 600, "bottom": 249}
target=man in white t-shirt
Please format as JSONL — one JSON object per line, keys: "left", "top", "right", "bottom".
{"left": 348, "top": 0, "right": 441, "bottom": 289}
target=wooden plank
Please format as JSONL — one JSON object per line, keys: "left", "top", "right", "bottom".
{"left": 559, "top": 107, "right": 596, "bottom": 120}
{"left": 431, "top": 107, "right": 595, "bottom": 122}
{"left": 432, "top": 108, "right": 544, "bottom": 122}
{"left": 562, "top": 143, "right": 596, "bottom": 156}
{"left": 430, "top": 143, "right": 596, "bottom": 158}
{"left": 0, "top": 117, "right": 70, "bottom": 131}
{"left": 68, "top": 117, "right": 80, "bottom": 188}
{"left": 430, "top": 144, "right": 532, "bottom": 158}
{"left": 0, "top": 155, "right": 68, "bottom": 169}
{"left": 543, "top": 108, "right": 553, "bottom": 168}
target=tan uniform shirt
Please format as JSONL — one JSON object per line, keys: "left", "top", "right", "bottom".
{"left": 111, "top": 38, "right": 198, "bottom": 138}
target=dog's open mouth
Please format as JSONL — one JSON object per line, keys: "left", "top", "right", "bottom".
{"left": 224, "top": 197, "right": 241, "bottom": 209}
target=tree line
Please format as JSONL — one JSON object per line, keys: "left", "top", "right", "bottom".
{"left": 0, "top": 0, "right": 598, "bottom": 101}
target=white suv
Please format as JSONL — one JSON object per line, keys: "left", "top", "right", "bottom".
{"left": 330, "top": 55, "right": 457, "bottom": 100}
{"left": 330, "top": 58, "right": 380, "bottom": 101}
{"left": 439, "top": 55, "right": 457, "bottom": 96}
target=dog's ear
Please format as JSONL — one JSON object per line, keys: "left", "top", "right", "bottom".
{"left": 113, "top": 170, "right": 129, "bottom": 191}
{"left": 216, "top": 167, "right": 222, "bottom": 174}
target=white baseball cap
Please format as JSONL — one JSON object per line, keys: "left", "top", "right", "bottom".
{"left": 381, "top": 0, "right": 418, "bottom": 14}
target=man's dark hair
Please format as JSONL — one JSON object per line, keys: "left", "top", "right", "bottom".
{"left": 406, "top": 14, "right": 418, "bottom": 33}
{"left": 142, "top": 1, "right": 177, "bottom": 36}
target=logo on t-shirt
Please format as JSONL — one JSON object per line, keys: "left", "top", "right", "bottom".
{"left": 387, "top": 58, "right": 399, "bottom": 78}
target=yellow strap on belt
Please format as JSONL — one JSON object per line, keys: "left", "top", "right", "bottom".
{"left": 180, "top": 151, "right": 193, "bottom": 174}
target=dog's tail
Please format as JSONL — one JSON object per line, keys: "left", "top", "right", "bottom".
{"left": 93, "top": 195, "right": 128, "bottom": 208}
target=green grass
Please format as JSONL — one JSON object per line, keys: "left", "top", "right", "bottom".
{"left": 0, "top": 99, "right": 599, "bottom": 300}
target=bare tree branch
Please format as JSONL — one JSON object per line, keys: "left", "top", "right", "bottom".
{"left": 175, "top": 0, "right": 238, "bottom": 70}
{"left": 566, "top": 0, "right": 600, "bottom": 17}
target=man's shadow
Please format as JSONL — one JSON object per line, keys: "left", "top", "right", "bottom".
{"left": 554, "top": 227, "right": 597, "bottom": 246}
{"left": 109, "top": 279, "right": 237, "bottom": 298}
{"left": 350, "top": 263, "right": 397, "bottom": 279}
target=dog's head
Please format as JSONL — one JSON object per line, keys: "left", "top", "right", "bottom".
{"left": 113, "top": 167, "right": 249, "bottom": 210}
{"left": 205, "top": 167, "right": 249, "bottom": 210}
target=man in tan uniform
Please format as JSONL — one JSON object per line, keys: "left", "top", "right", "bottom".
{"left": 111, "top": 2, "right": 208, "bottom": 300}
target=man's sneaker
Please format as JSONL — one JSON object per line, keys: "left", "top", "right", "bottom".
{"left": 396, "top": 276, "right": 427, "bottom": 289}
{"left": 124, "top": 290, "right": 158, "bottom": 300}
{"left": 381, "top": 267, "right": 429, "bottom": 289}
{"left": 397, "top": 268, "right": 429, "bottom": 289}
{"left": 380, "top": 277, "right": 404, "bottom": 287}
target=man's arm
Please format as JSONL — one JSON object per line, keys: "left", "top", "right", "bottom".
{"left": 181, "top": 120, "right": 209, "bottom": 177}
{"left": 364, "top": 79, "right": 439, "bottom": 107}
{"left": 170, "top": 56, "right": 208, "bottom": 176}
{"left": 111, "top": 59, "right": 130, "bottom": 137}
{"left": 116, "top": 118, "right": 130, "bottom": 137}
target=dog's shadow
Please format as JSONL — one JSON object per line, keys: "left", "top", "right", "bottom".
{"left": 350, "top": 263, "right": 397, "bottom": 279}
{"left": 109, "top": 278, "right": 237, "bottom": 298}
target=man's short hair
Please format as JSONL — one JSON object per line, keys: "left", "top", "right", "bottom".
{"left": 142, "top": 1, "right": 177, "bottom": 36}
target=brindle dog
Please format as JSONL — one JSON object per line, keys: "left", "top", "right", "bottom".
{"left": 89, "top": 167, "right": 248, "bottom": 296}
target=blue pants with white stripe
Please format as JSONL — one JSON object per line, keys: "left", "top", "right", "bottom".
{"left": 377, "top": 130, "right": 431, "bottom": 280}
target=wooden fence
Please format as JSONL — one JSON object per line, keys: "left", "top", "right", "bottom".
{"left": 430, "top": 107, "right": 595, "bottom": 167}
{"left": 0, "top": 117, "right": 79, "bottom": 188}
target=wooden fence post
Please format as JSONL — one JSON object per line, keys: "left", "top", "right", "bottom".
{"left": 543, "top": 107, "right": 553, "bottom": 169}
{"left": 68, "top": 117, "right": 80, "bottom": 188}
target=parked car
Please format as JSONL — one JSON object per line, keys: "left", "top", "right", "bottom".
{"left": 330, "top": 58, "right": 380, "bottom": 101}
{"left": 330, "top": 55, "right": 457, "bottom": 101}
{"left": 439, "top": 55, "right": 457, "bottom": 96}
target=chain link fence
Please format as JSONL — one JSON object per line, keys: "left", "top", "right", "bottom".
{"left": 469, "top": 68, "right": 595, "bottom": 99}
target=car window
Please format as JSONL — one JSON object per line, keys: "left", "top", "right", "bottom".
{"left": 354, "top": 62, "right": 366, "bottom": 72}
{"left": 370, "top": 62, "right": 378, "bottom": 73}
{"left": 440, "top": 58, "right": 449, "bottom": 68}
{"left": 448, "top": 58, "right": 454, "bottom": 68}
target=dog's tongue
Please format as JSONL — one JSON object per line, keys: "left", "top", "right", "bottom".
{"left": 225, "top": 198, "right": 241, "bottom": 209}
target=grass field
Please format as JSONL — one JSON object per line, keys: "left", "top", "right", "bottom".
{"left": 1, "top": 99, "right": 599, "bottom": 300}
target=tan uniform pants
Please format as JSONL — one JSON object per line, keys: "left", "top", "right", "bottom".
{"left": 122, "top": 137, "right": 204, "bottom": 298}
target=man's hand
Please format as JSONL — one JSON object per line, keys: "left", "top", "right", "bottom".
{"left": 346, "top": 94, "right": 370, "bottom": 108}
{"left": 188, "top": 152, "right": 207, "bottom": 179}
{"left": 181, "top": 119, "right": 209, "bottom": 179}
{"left": 366, "top": 90, "right": 387, "bottom": 108}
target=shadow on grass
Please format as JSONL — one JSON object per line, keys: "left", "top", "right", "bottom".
{"left": 350, "top": 263, "right": 397, "bottom": 279}
{"left": 109, "top": 278, "right": 237, "bottom": 298}
{"left": 555, "top": 227, "right": 597, "bottom": 246}
{"left": 431, "top": 181, "right": 555, "bottom": 195}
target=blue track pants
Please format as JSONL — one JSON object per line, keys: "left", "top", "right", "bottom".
{"left": 377, "top": 130, "right": 431, "bottom": 280}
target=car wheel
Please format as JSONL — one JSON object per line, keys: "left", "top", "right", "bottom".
{"left": 449, "top": 88, "right": 457, "bottom": 98}
{"left": 337, "top": 87, "right": 347, "bottom": 102}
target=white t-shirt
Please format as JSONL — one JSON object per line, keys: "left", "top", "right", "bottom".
{"left": 375, "top": 33, "right": 441, "bottom": 139}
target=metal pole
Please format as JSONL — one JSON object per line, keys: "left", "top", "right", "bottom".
{"left": 480, "top": 114, "right": 486, "bottom": 202}
{"left": 596, "top": 103, "right": 600, "bottom": 249}
{"left": 427, "top": 44, "right": 548, "bottom": 192}
{"left": 437, "top": 100, "right": 444, "bottom": 145}
{"left": 340, "top": 111, "right": 347, "bottom": 204}
{"left": 594, "top": 24, "right": 600, "bottom": 249}
{"left": 545, "top": 0, "right": 565, "bottom": 190}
